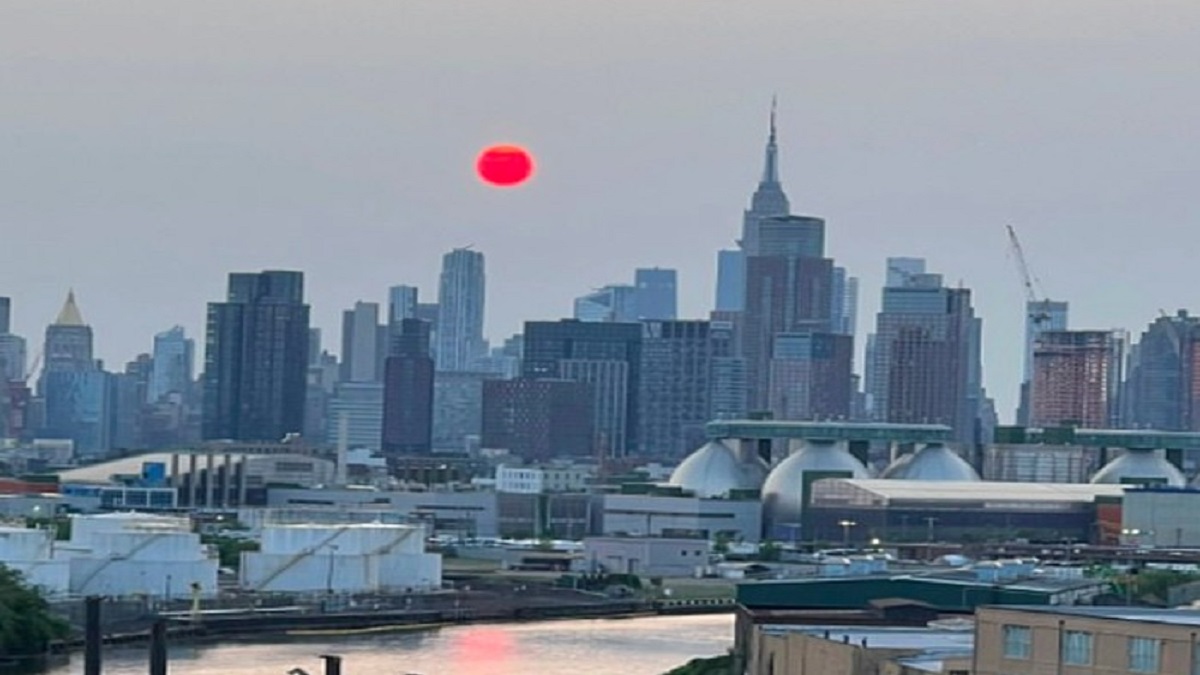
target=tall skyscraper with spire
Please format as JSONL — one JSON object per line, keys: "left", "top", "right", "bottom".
{"left": 715, "top": 100, "right": 793, "bottom": 312}
{"left": 42, "top": 290, "right": 94, "bottom": 381}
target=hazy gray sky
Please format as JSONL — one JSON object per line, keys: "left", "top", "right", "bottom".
{"left": 3, "top": 0, "right": 1199, "bottom": 421}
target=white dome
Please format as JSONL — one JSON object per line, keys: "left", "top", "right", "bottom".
{"left": 1091, "top": 449, "right": 1185, "bottom": 487}
{"left": 762, "top": 440, "right": 869, "bottom": 534}
{"left": 890, "top": 444, "right": 980, "bottom": 481}
{"left": 668, "top": 439, "right": 768, "bottom": 498}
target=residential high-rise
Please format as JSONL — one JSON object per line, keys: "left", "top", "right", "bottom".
{"left": 340, "top": 301, "right": 383, "bottom": 383}
{"left": 638, "top": 320, "right": 718, "bottom": 459}
{"left": 202, "top": 271, "right": 310, "bottom": 442}
{"left": 869, "top": 263, "right": 984, "bottom": 443}
{"left": 432, "top": 371, "right": 497, "bottom": 452}
{"left": 634, "top": 268, "right": 677, "bottom": 320}
{"left": 481, "top": 378, "right": 594, "bottom": 461}
{"left": 149, "top": 326, "right": 194, "bottom": 404}
{"left": 0, "top": 296, "right": 10, "bottom": 334}
{"left": 435, "top": 248, "right": 486, "bottom": 372}
{"left": 1031, "top": 330, "right": 1124, "bottom": 429}
{"left": 708, "top": 317, "right": 748, "bottom": 419}
{"left": 382, "top": 318, "right": 434, "bottom": 455}
{"left": 523, "top": 320, "right": 642, "bottom": 457}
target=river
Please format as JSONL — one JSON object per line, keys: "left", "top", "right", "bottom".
{"left": 45, "top": 613, "right": 733, "bottom": 675}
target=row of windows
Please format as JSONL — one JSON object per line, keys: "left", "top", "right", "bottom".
{"left": 1002, "top": 624, "right": 1163, "bottom": 673}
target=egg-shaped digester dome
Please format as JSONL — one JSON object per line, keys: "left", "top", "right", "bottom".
{"left": 762, "top": 439, "right": 870, "bottom": 535}
{"left": 1091, "top": 448, "right": 1185, "bottom": 486}
{"left": 668, "top": 439, "right": 768, "bottom": 498}
{"left": 890, "top": 443, "right": 980, "bottom": 481}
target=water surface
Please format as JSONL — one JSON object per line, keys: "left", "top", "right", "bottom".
{"left": 47, "top": 613, "right": 733, "bottom": 675}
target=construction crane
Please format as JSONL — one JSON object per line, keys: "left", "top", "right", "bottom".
{"left": 1006, "top": 225, "right": 1052, "bottom": 328}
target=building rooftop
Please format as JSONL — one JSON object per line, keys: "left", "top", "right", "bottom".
{"left": 57, "top": 451, "right": 321, "bottom": 485}
{"left": 811, "top": 479, "right": 1127, "bottom": 506}
{"left": 760, "top": 625, "right": 973, "bottom": 673}
{"left": 994, "top": 605, "right": 1200, "bottom": 627}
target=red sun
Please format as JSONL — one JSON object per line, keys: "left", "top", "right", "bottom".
{"left": 476, "top": 144, "right": 534, "bottom": 187}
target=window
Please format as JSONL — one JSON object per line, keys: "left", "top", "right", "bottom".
{"left": 1002, "top": 625, "right": 1031, "bottom": 660}
{"left": 1129, "top": 636, "right": 1161, "bottom": 673}
{"left": 1062, "top": 630, "right": 1092, "bottom": 666}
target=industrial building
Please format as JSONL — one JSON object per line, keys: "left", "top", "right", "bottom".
{"left": 806, "top": 479, "right": 1125, "bottom": 544}
{"left": 1119, "top": 485, "right": 1200, "bottom": 547}
{"left": 240, "top": 522, "right": 441, "bottom": 594}
{"left": 57, "top": 450, "right": 336, "bottom": 509}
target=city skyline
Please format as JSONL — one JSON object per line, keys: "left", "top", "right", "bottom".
{"left": 4, "top": 1, "right": 1200, "bottom": 422}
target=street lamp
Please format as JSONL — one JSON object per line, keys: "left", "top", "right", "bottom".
{"left": 838, "top": 520, "right": 857, "bottom": 547}
{"left": 325, "top": 545, "right": 340, "bottom": 598}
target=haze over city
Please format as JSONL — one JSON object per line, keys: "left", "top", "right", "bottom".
{"left": 4, "top": 0, "right": 1200, "bottom": 420}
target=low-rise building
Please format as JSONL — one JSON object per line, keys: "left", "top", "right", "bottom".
{"left": 582, "top": 536, "right": 709, "bottom": 577}
{"left": 975, "top": 605, "right": 1200, "bottom": 675}
{"left": 601, "top": 493, "right": 762, "bottom": 543}
{"left": 495, "top": 464, "right": 593, "bottom": 494}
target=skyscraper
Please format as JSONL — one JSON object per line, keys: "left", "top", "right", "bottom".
{"left": 41, "top": 290, "right": 94, "bottom": 381}
{"left": 830, "top": 267, "right": 859, "bottom": 337}
{"left": 1030, "top": 330, "right": 1124, "bottom": 429}
{"left": 523, "top": 320, "right": 642, "bottom": 457}
{"left": 1125, "top": 313, "right": 1195, "bottom": 431}
{"left": 481, "top": 378, "right": 594, "bottom": 461}
{"left": 573, "top": 284, "right": 638, "bottom": 322}
{"left": 1017, "top": 299, "right": 1069, "bottom": 424}
{"left": 714, "top": 101, "right": 791, "bottom": 313}
{"left": 382, "top": 318, "right": 434, "bottom": 454}
{"left": 39, "top": 291, "right": 110, "bottom": 455}
{"left": 0, "top": 296, "right": 25, "bottom": 386}
{"left": 149, "top": 326, "right": 194, "bottom": 404}
{"left": 634, "top": 268, "right": 677, "bottom": 320}
{"left": 340, "top": 301, "right": 383, "bottom": 383}
{"left": 768, "top": 332, "right": 853, "bottom": 421}
{"left": 436, "top": 248, "right": 486, "bottom": 372}
{"left": 638, "top": 320, "right": 717, "bottom": 458}
{"left": 202, "top": 271, "right": 310, "bottom": 442}
{"left": 714, "top": 250, "right": 745, "bottom": 312}
{"left": 388, "top": 285, "right": 418, "bottom": 326}
{"left": 869, "top": 263, "right": 984, "bottom": 443}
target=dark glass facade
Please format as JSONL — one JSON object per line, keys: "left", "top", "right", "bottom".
{"left": 202, "top": 271, "right": 310, "bottom": 442}
{"left": 381, "top": 318, "right": 434, "bottom": 454}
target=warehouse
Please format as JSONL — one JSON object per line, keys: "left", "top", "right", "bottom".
{"left": 805, "top": 479, "right": 1126, "bottom": 544}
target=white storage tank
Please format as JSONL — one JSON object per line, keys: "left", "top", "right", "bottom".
{"left": 761, "top": 440, "right": 870, "bottom": 537}
{"left": 241, "top": 523, "right": 441, "bottom": 594}
{"left": 64, "top": 513, "right": 218, "bottom": 598}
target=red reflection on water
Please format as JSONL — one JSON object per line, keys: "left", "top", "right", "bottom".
{"left": 452, "top": 627, "right": 515, "bottom": 671}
